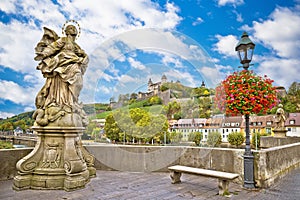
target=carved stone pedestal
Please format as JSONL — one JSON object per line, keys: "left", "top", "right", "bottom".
{"left": 273, "top": 129, "right": 288, "bottom": 138}
{"left": 13, "top": 126, "right": 96, "bottom": 191}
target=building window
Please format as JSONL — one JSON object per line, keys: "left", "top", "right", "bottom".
{"left": 290, "top": 120, "right": 295, "bottom": 125}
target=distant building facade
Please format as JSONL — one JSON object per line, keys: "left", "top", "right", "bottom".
{"left": 170, "top": 113, "right": 300, "bottom": 144}
{"left": 285, "top": 113, "right": 300, "bottom": 137}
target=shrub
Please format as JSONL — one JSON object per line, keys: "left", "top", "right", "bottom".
{"left": 252, "top": 132, "right": 269, "bottom": 148}
{"left": 228, "top": 132, "right": 245, "bottom": 148}
{"left": 207, "top": 131, "right": 222, "bottom": 147}
{"left": 188, "top": 131, "right": 203, "bottom": 146}
{"left": 170, "top": 132, "right": 182, "bottom": 143}
{"left": 0, "top": 141, "right": 14, "bottom": 149}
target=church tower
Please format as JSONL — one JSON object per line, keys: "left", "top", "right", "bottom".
{"left": 161, "top": 74, "right": 167, "bottom": 83}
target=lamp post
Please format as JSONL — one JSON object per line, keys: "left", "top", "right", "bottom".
{"left": 235, "top": 32, "right": 256, "bottom": 188}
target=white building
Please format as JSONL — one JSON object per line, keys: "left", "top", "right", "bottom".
{"left": 220, "top": 116, "right": 243, "bottom": 142}
{"left": 172, "top": 118, "right": 207, "bottom": 141}
{"left": 285, "top": 113, "right": 300, "bottom": 137}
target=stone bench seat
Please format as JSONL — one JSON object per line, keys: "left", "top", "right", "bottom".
{"left": 168, "top": 165, "right": 239, "bottom": 195}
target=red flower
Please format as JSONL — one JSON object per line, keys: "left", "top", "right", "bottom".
{"left": 214, "top": 70, "right": 278, "bottom": 115}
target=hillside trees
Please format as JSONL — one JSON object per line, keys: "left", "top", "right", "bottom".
{"left": 163, "top": 101, "right": 181, "bottom": 120}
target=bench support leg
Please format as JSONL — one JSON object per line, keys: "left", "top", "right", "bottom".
{"left": 170, "top": 171, "right": 182, "bottom": 184}
{"left": 218, "top": 179, "right": 229, "bottom": 195}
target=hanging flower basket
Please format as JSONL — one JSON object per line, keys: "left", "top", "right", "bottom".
{"left": 215, "top": 70, "right": 278, "bottom": 115}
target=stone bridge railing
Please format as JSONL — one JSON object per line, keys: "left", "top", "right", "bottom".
{"left": 1, "top": 143, "right": 300, "bottom": 188}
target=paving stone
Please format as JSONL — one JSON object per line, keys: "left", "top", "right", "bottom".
{"left": 0, "top": 168, "right": 299, "bottom": 200}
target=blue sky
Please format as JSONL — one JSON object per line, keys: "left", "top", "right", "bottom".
{"left": 0, "top": 0, "right": 300, "bottom": 118}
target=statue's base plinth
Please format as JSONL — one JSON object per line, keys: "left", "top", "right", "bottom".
{"left": 273, "top": 129, "right": 288, "bottom": 138}
{"left": 13, "top": 127, "right": 96, "bottom": 191}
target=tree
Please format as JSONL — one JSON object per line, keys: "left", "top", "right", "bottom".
{"left": 1, "top": 122, "right": 14, "bottom": 131}
{"left": 160, "top": 84, "right": 169, "bottom": 92}
{"left": 105, "top": 108, "right": 168, "bottom": 144}
{"left": 104, "top": 113, "right": 121, "bottom": 142}
{"left": 163, "top": 101, "right": 181, "bottom": 119}
{"left": 148, "top": 96, "right": 162, "bottom": 105}
{"left": 170, "top": 131, "right": 183, "bottom": 143}
{"left": 228, "top": 132, "right": 244, "bottom": 148}
{"left": 130, "top": 93, "right": 138, "bottom": 100}
{"left": 207, "top": 131, "right": 222, "bottom": 147}
{"left": 188, "top": 131, "right": 203, "bottom": 146}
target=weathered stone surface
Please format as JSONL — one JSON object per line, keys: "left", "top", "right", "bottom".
{"left": 0, "top": 148, "right": 33, "bottom": 180}
{"left": 260, "top": 136, "right": 300, "bottom": 148}
{"left": 12, "top": 127, "right": 95, "bottom": 191}
{"left": 12, "top": 22, "right": 95, "bottom": 191}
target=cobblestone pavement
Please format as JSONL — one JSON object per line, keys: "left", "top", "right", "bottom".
{"left": 0, "top": 168, "right": 299, "bottom": 200}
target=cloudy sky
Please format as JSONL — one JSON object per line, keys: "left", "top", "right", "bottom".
{"left": 0, "top": 0, "right": 299, "bottom": 118}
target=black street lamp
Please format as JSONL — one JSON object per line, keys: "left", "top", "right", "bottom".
{"left": 235, "top": 32, "right": 256, "bottom": 189}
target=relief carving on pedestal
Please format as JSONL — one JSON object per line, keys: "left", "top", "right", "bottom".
{"left": 41, "top": 142, "right": 62, "bottom": 168}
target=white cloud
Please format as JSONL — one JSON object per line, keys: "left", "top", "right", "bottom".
{"left": 0, "top": 1, "right": 17, "bottom": 12}
{"left": 0, "top": 111, "right": 16, "bottom": 119}
{"left": 128, "top": 57, "right": 146, "bottom": 70}
{"left": 118, "top": 74, "right": 137, "bottom": 84}
{"left": 199, "top": 66, "right": 223, "bottom": 86}
{"left": 0, "top": 80, "right": 36, "bottom": 105}
{"left": 251, "top": 6, "right": 300, "bottom": 59}
{"left": 192, "top": 17, "right": 204, "bottom": 26}
{"left": 24, "top": 106, "right": 35, "bottom": 112}
{"left": 97, "top": 86, "right": 111, "bottom": 94}
{"left": 213, "top": 34, "right": 239, "bottom": 57}
{"left": 232, "top": 10, "right": 243, "bottom": 22}
{"left": 239, "top": 5, "right": 300, "bottom": 89}
{"left": 257, "top": 58, "right": 300, "bottom": 88}
{"left": 217, "top": 0, "right": 244, "bottom": 7}
{"left": 161, "top": 54, "right": 184, "bottom": 69}
{"left": 0, "top": 0, "right": 184, "bottom": 109}
{"left": 164, "top": 69, "right": 197, "bottom": 87}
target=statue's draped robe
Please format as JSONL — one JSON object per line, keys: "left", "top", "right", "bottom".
{"left": 37, "top": 36, "right": 88, "bottom": 114}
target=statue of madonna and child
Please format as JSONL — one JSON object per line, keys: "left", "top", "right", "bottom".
{"left": 13, "top": 21, "right": 95, "bottom": 191}
{"left": 33, "top": 20, "right": 88, "bottom": 127}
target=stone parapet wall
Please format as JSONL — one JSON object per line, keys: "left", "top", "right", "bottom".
{"left": 0, "top": 148, "right": 33, "bottom": 180}
{"left": 1, "top": 143, "right": 300, "bottom": 188}
{"left": 255, "top": 142, "right": 300, "bottom": 188}
{"left": 260, "top": 136, "right": 300, "bottom": 148}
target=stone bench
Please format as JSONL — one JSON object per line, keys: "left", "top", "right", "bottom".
{"left": 168, "top": 165, "right": 239, "bottom": 195}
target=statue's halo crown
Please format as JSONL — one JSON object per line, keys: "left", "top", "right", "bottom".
{"left": 62, "top": 19, "right": 81, "bottom": 39}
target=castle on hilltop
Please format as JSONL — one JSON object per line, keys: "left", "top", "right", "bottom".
{"left": 137, "top": 75, "right": 206, "bottom": 105}
{"left": 138, "top": 75, "right": 167, "bottom": 100}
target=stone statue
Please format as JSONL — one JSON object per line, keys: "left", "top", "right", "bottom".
{"left": 13, "top": 21, "right": 96, "bottom": 191}
{"left": 33, "top": 21, "right": 88, "bottom": 127}
{"left": 274, "top": 104, "right": 286, "bottom": 130}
